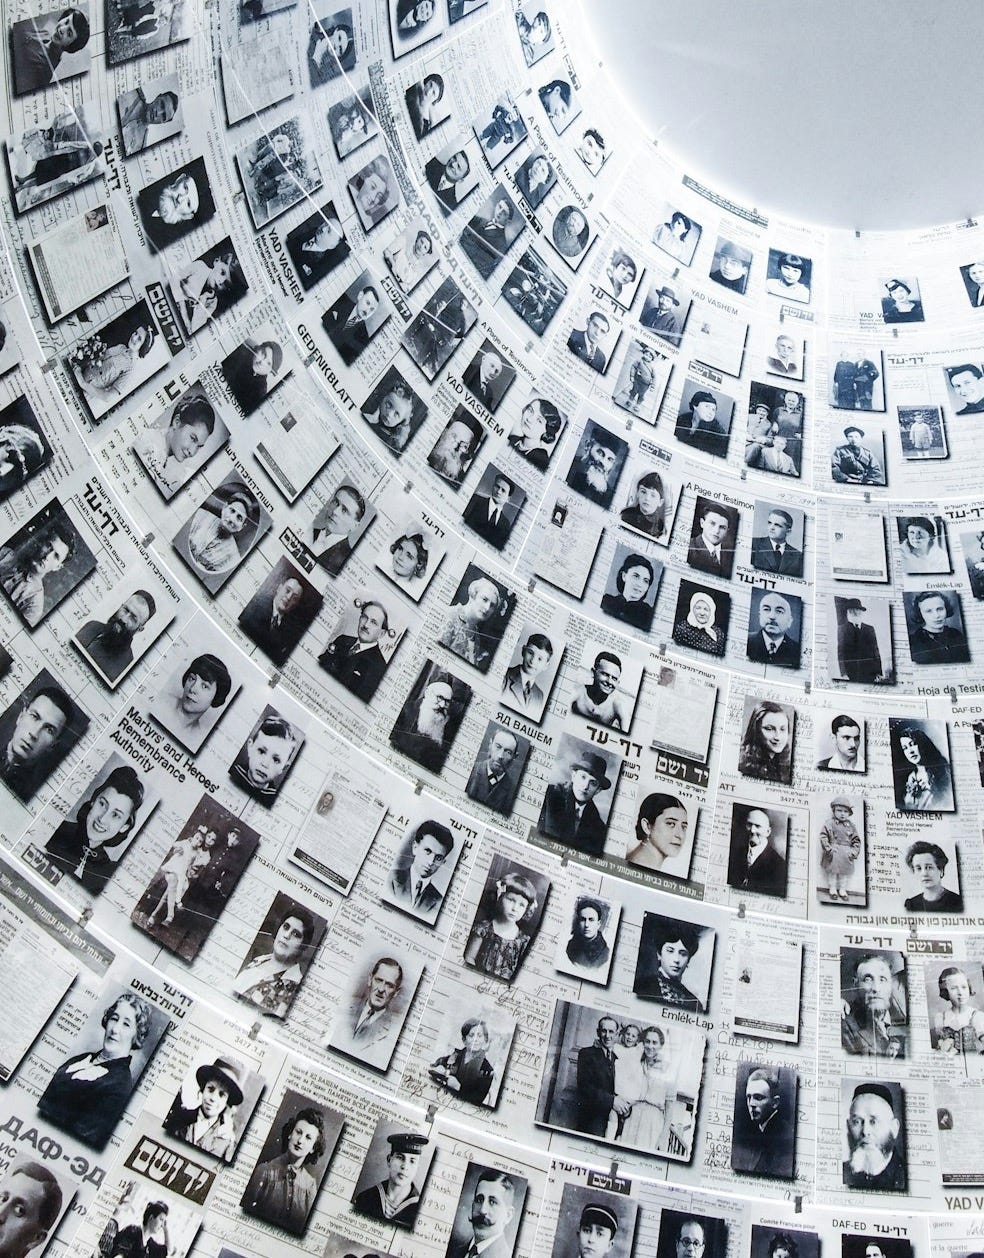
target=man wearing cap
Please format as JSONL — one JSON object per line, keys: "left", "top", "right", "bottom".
{"left": 842, "top": 1081, "right": 907, "bottom": 1191}
{"left": 946, "top": 363, "right": 984, "bottom": 414}
{"left": 163, "top": 1056, "right": 246, "bottom": 1160}
{"left": 575, "top": 1202, "right": 619, "bottom": 1257}
{"left": 538, "top": 750, "right": 612, "bottom": 856}
{"left": 568, "top": 311, "right": 610, "bottom": 373}
{"left": 750, "top": 509, "right": 803, "bottom": 578}
{"left": 710, "top": 240, "right": 750, "bottom": 294}
{"left": 675, "top": 390, "right": 729, "bottom": 458}
{"left": 837, "top": 598, "right": 882, "bottom": 683}
{"left": 831, "top": 426, "right": 883, "bottom": 485}
{"left": 766, "top": 254, "right": 810, "bottom": 303}
{"left": 641, "top": 284, "right": 683, "bottom": 346}
{"left": 746, "top": 591, "right": 801, "bottom": 669}
{"left": 353, "top": 1131, "right": 428, "bottom": 1228}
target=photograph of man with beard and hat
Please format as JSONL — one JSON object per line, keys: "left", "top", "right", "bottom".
{"left": 163, "top": 1050, "right": 262, "bottom": 1163}
{"left": 839, "top": 948, "right": 908, "bottom": 1058}
{"left": 389, "top": 659, "right": 471, "bottom": 774}
{"left": 840, "top": 1079, "right": 908, "bottom": 1193}
{"left": 74, "top": 582, "right": 170, "bottom": 687}
{"left": 565, "top": 420, "right": 628, "bottom": 510}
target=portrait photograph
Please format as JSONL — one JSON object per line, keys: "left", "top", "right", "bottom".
{"left": 318, "top": 589, "right": 407, "bottom": 704}
{"left": 547, "top": 202, "right": 595, "bottom": 272}
{"left": 962, "top": 525, "right": 984, "bottom": 598}
{"left": 539, "top": 76, "right": 581, "bottom": 135}
{"left": 117, "top": 73, "right": 183, "bottom": 155}
{"left": 830, "top": 423, "right": 887, "bottom": 487}
{"left": 655, "top": 1212, "right": 729, "bottom": 1258}
{"left": 463, "top": 851, "right": 550, "bottom": 985}
{"left": 879, "top": 275, "right": 924, "bottom": 323}
{"left": 625, "top": 790, "right": 697, "bottom": 880}
{"left": 162, "top": 1047, "right": 264, "bottom": 1163}
{"left": 233, "top": 890, "right": 327, "bottom": 1020}
{"left": 107, "top": 0, "right": 190, "bottom": 62}
{"left": 569, "top": 639, "right": 643, "bottom": 734}
{"left": 639, "top": 274, "right": 691, "bottom": 348}
{"left": 567, "top": 306, "right": 618, "bottom": 374}
{"left": 537, "top": 731, "right": 621, "bottom": 859}
{"left": 424, "top": 134, "right": 478, "bottom": 214}
{"left": 737, "top": 695, "right": 795, "bottom": 784}
{"left": 0, "top": 496, "right": 96, "bottom": 629}
{"left": 500, "top": 621, "right": 564, "bottom": 723}
{"left": 461, "top": 465, "right": 526, "bottom": 553}
{"left": 147, "top": 639, "right": 241, "bottom": 755}
{"left": 0, "top": 394, "right": 52, "bottom": 503}
{"left": 131, "top": 799, "right": 260, "bottom": 960}
{"left": 172, "top": 475, "right": 272, "bottom": 596}
{"left": 727, "top": 802, "right": 789, "bottom": 899}
{"left": 565, "top": 419, "right": 628, "bottom": 510}
{"left": 746, "top": 587, "right": 804, "bottom": 671}
{"left": 554, "top": 892, "right": 621, "bottom": 986}
{"left": 674, "top": 377, "right": 736, "bottom": 460}
{"left": 465, "top": 718, "right": 530, "bottom": 817}
{"left": 895, "top": 514, "right": 950, "bottom": 574}
{"left": 136, "top": 157, "right": 217, "bottom": 254}
{"left": 547, "top": 1181, "right": 639, "bottom": 1258}
{"left": 840, "top": 947, "right": 908, "bottom": 1058}
{"left": 960, "top": 259, "right": 984, "bottom": 307}
{"left": 830, "top": 344, "right": 886, "bottom": 412}
{"left": 462, "top": 340, "right": 516, "bottom": 413}
{"left": 814, "top": 711, "right": 866, "bottom": 773}
{"left": 888, "top": 717, "right": 955, "bottom": 812}
{"left": 308, "top": 478, "right": 376, "bottom": 576}
{"left": 10, "top": 5, "right": 92, "bottom": 93}
{"left": 460, "top": 185, "right": 526, "bottom": 282}
{"left": 612, "top": 338, "right": 672, "bottom": 425}
{"left": 598, "top": 242, "right": 644, "bottom": 310}
{"left": 229, "top": 705, "right": 305, "bottom": 807}
{"left": 731, "top": 1065, "right": 798, "bottom": 1178}
{"left": 500, "top": 246, "right": 568, "bottom": 336}
{"left": 923, "top": 957, "right": 984, "bottom": 1054}
{"left": 94, "top": 1183, "right": 199, "bottom": 1258}
{"left": 406, "top": 69, "right": 451, "bottom": 141}
{"left": 170, "top": 237, "right": 249, "bottom": 339}
{"left": 652, "top": 203, "right": 702, "bottom": 266}
{"left": 506, "top": 391, "right": 566, "bottom": 470}
{"left": 237, "top": 556, "right": 323, "bottom": 668}
{"left": 616, "top": 456, "right": 679, "bottom": 547}
{"left": 897, "top": 405, "right": 947, "bottom": 460}
{"left": 814, "top": 793, "right": 866, "bottom": 907}
{"left": 574, "top": 123, "right": 610, "bottom": 176}
{"left": 389, "top": 658, "right": 472, "bottom": 774}
{"left": 41, "top": 751, "right": 158, "bottom": 897}
{"left": 444, "top": 1160, "right": 527, "bottom": 1258}
{"left": 382, "top": 216, "right": 438, "bottom": 295}
{"left": 7, "top": 105, "right": 105, "bottom": 215}
{"left": 841, "top": 1238, "right": 912, "bottom": 1258}
{"left": 382, "top": 808, "right": 463, "bottom": 925}
{"left": 764, "top": 326, "right": 805, "bottom": 380}
{"left": 328, "top": 84, "right": 377, "bottom": 159}
{"left": 73, "top": 577, "right": 174, "bottom": 689}
{"left": 0, "top": 309, "right": 22, "bottom": 377}
{"left": 37, "top": 975, "right": 170, "bottom": 1150}
{"left": 348, "top": 152, "right": 401, "bottom": 232}
{"left": 439, "top": 563, "right": 514, "bottom": 674}
{"left": 221, "top": 327, "right": 290, "bottom": 416}
{"left": 840, "top": 1078, "right": 908, "bottom": 1193}
{"left": 242, "top": 0, "right": 297, "bottom": 22}
{"left": 374, "top": 513, "right": 446, "bottom": 602}
{"left": 828, "top": 592, "right": 894, "bottom": 685}
{"left": 516, "top": 0, "right": 554, "bottom": 64}
{"left": 751, "top": 1228, "right": 820, "bottom": 1258}
{"left": 514, "top": 147, "right": 557, "bottom": 210}
{"left": 535, "top": 999, "right": 706, "bottom": 1161}
{"left": 749, "top": 500, "right": 805, "bottom": 578}
{"left": 765, "top": 248, "right": 812, "bottom": 303}
{"left": 427, "top": 1003, "right": 516, "bottom": 1110}
{"left": 633, "top": 910, "right": 715, "bottom": 1012}
{"left": 687, "top": 495, "right": 739, "bottom": 580}
{"left": 241, "top": 1087, "right": 344, "bottom": 1236}
{"left": 327, "top": 941, "right": 422, "bottom": 1071}
{"left": 899, "top": 834, "right": 964, "bottom": 915}
{"left": 236, "top": 118, "right": 324, "bottom": 230}
{"left": 285, "top": 200, "right": 350, "bottom": 291}
{"left": 903, "top": 588, "right": 969, "bottom": 666}
{"left": 66, "top": 298, "right": 170, "bottom": 423}
{"left": 389, "top": 0, "right": 446, "bottom": 59}
{"left": 351, "top": 1118, "right": 435, "bottom": 1228}
{"left": 600, "top": 544, "right": 662, "bottom": 634}
{"left": 474, "top": 93, "right": 528, "bottom": 169}
{"left": 307, "top": 5, "right": 356, "bottom": 82}
{"left": 710, "top": 236, "right": 753, "bottom": 294}
{"left": 0, "top": 1154, "right": 73, "bottom": 1252}
{"left": 672, "top": 578, "right": 731, "bottom": 657}
{"left": 401, "top": 277, "right": 477, "bottom": 381}
{"left": 745, "top": 380, "right": 805, "bottom": 477}
{"left": 426, "top": 407, "right": 486, "bottom": 488}
{"left": 133, "top": 381, "right": 230, "bottom": 502}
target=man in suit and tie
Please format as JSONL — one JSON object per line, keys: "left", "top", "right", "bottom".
{"left": 687, "top": 501, "right": 734, "bottom": 578}
{"left": 727, "top": 807, "right": 787, "bottom": 897}
{"left": 449, "top": 1170, "right": 517, "bottom": 1258}
{"left": 311, "top": 485, "right": 367, "bottom": 575}
{"left": 461, "top": 197, "right": 515, "bottom": 280}
{"left": 837, "top": 597, "right": 883, "bottom": 683}
{"left": 567, "top": 311, "right": 609, "bottom": 373}
{"left": 425, "top": 149, "right": 472, "bottom": 211}
{"left": 750, "top": 509, "right": 804, "bottom": 577}
{"left": 322, "top": 284, "right": 380, "bottom": 365}
{"left": 501, "top": 633, "right": 553, "bottom": 714}
{"left": 386, "top": 820, "right": 453, "bottom": 916}
{"left": 746, "top": 591, "right": 801, "bottom": 669}
{"left": 462, "top": 472, "right": 515, "bottom": 550}
{"left": 575, "top": 1015, "right": 629, "bottom": 1137}
{"left": 319, "top": 600, "right": 390, "bottom": 701}
{"left": 238, "top": 571, "right": 313, "bottom": 668}
{"left": 462, "top": 349, "right": 509, "bottom": 412}
{"left": 466, "top": 727, "right": 521, "bottom": 814}
{"left": 538, "top": 750, "right": 611, "bottom": 856}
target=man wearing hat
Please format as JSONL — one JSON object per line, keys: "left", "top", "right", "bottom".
{"left": 766, "top": 254, "right": 810, "bottom": 303}
{"left": 538, "top": 748, "right": 612, "bottom": 856}
{"left": 675, "top": 390, "right": 729, "bottom": 459}
{"left": 831, "top": 426, "right": 883, "bottom": 485}
{"left": 842, "top": 1081, "right": 907, "bottom": 1191}
{"left": 353, "top": 1131, "right": 428, "bottom": 1228}
{"left": 641, "top": 283, "right": 683, "bottom": 346}
{"left": 575, "top": 1202, "right": 619, "bottom": 1257}
{"left": 710, "top": 240, "right": 750, "bottom": 294}
{"left": 566, "top": 424, "right": 624, "bottom": 508}
{"left": 837, "top": 598, "right": 883, "bottom": 683}
{"left": 163, "top": 1056, "right": 246, "bottom": 1160}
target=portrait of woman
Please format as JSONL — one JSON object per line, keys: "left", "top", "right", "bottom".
{"left": 405, "top": 73, "right": 447, "bottom": 140}
{"left": 633, "top": 915, "right": 710, "bottom": 1012}
{"left": 133, "top": 389, "right": 223, "bottom": 500}
{"left": 620, "top": 471, "right": 671, "bottom": 541}
{"left": 428, "top": 1016, "right": 496, "bottom": 1105}
{"left": 149, "top": 651, "right": 234, "bottom": 753}
{"left": 221, "top": 338, "right": 285, "bottom": 415}
{"left": 44, "top": 762, "right": 147, "bottom": 895}
{"left": 464, "top": 869, "right": 541, "bottom": 983}
{"left": 514, "top": 150, "right": 555, "bottom": 209}
{"left": 171, "top": 239, "right": 247, "bottom": 336}
{"left": 607, "top": 1025, "right": 672, "bottom": 1149}
{"left": 558, "top": 895, "right": 617, "bottom": 981}
{"left": 551, "top": 205, "right": 590, "bottom": 263}
{"left": 902, "top": 840, "right": 962, "bottom": 911}
{"left": 628, "top": 793, "right": 691, "bottom": 875}
{"left": 242, "top": 1101, "right": 331, "bottom": 1235}
{"left": 68, "top": 302, "right": 164, "bottom": 420}
{"left": 653, "top": 209, "right": 699, "bottom": 265}
{"left": 672, "top": 584, "right": 729, "bottom": 657}
{"left": 738, "top": 699, "right": 794, "bottom": 785}
{"left": 177, "top": 479, "right": 267, "bottom": 594}
{"left": 307, "top": 11, "right": 356, "bottom": 82}
{"left": 507, "top": 397, "right": 564, "bottom": 469}
{"left": 897, "top": 516, "right": 949, "bottom": 574}
{"left": 348, "top": 154, "right": 399, "bottom": 231}
{"left": 905, "top": 589, "right": 969, "bottom": 665}
{"left": 930, "top": 965, "right": 984, "bottom": 1055}
{"left": 232, "top": 897, "right": 324, "bottom": 1019}
{"left": 601, "top": 552, "right": 658, "bottom": 631}
{"left": 882, "top": 278, "right": 924, "bottom": 323}
{"left": 386, "top": 532, "right": 429, "bottom": 597}
{"left": 890, "top": 721, "right": 954, "bottom": 811}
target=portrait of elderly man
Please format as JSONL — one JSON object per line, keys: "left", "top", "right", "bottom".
{"left": 438, "top": 571, "right": 508, "bottom": 672}
{"left": 842, "top": 1081, "right": 907, "bottom": 1192}
{"left": 462, "top": 470, "right": 520, "bottom": 551}
{"left": 386, "top": 819, "right": 454, "bottom": 917}
{"left": 319, "top": 600, "right": 391, "bottom": 702}
{"left": 462, "top": 345, "right": 513, "bottom": 412}
{"left": 731, "top": 1066, "right": 796, "bottom": 1178}
{"left": 567, "top": 311, "right": 610, "bottom": 373}
{"left": 0, "top": 1160, "right": 63, "bottom": 1258}
{"left": 538, "top": 747, "right": 614, "bottom": 857}
{"left": 0, "top": 679, "right": 83, "bottom": 804}
{"left": 238, "top": 564, "right": 319, "bottom": 669}
{"left": 750, "top": 508, "right": 804, "bottom": 577}
{"left": 353, "top": 1131, "right": 429, "bottom": 1229}
{"left": 335, "top": 957, "right": 405, "bottom": 1060}
{"left": 566, "top": 422, "right": 626, "bottom": 509}
{"left": 427, "top": 411, "right": 484, "bottom": 486}
{"left": 448, "top": 1168, "right": 519, "bottom": 1258}
{"left": 841, "top": 950, "right": 907, "bottom": 1058}
{"left": 466, "top": 725, "right": 524, "bottom": 815}
{"left": 746, "top": 590, "right": 801, "bottom": 669}
{"left": 727, "top": 806, "right": 787, "bottom": 898}
{"left": 836, "top": 597, "right": 884, "bottom": 683}
{"left": 389, "top": 663, "right": 470, "bottom": 773}
{"left": 767, "top": 332, "right": 801, "bottom": 376}
{"left": 11, "top": 7, "right": 91, "bottom": 94}
{"left": 75, "top": 589, "right": 156, "bottom": 683}
{"left": 137, "top": 159, "right": 215, "bottom": 252}
{"left": 571, "top": 651, "right": 632, "bottom": 730}
{"left": 816, "top": 714, "right": 864, "bottom": 771}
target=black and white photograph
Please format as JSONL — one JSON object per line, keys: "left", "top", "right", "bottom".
{"left": 107, "top": 0, "right": 190, "bottom": 62}
{"left": 830, "top": 345, "right": 885, "bottom": 412}
{"left": 537, "top": 732, "right": 621, "bottom": 858}
{"left": 444, "top": 1161, "right": 527, "bottom": 1258}
{"left": 147, "top": 642, "right": 240, "bottom": 755}
{"left": 745, "top": 381, "right": 805, "bottom": 476}
{"left": 308, "top": 479, "right": 376, "bottom": 575}
{"left": 10, "top": 5, "right": 92, "bottom": 93}
{"left": 438, "top": 563, "right": 514, "bottom": 673}
{"left": 94, "top": 1183, "right": 199, "bottom": 1258}
{"left": 7, "top": 105, "right": 105, "bottom": 214}
{"left": 461, "top": 466, "right": 526, "bottom": 552}
{"left": 374, "top": 514, "right": 445, "bottom": 602}
{"left": 172, "top": 475, "right": 271, "bottom": 595}
{"left": 506, "top": 393, "right": 566, "bottom": 469}
{"left": 382, "top": 216, "right": 438, "bottom": 294}
{"left": 960, "top": 259, "right": 984, "bottom": 308}
{"left": 36, "top": 976, "right": 170, "bottom": 1149}
{"left": 840, "top": 1078, "right": 908, "bottom": 1192}
{"left": 652, "top": 204, "right": 701, "bottom": 266}
{"left": 242, "top": 0, "right": 296, "bottom": 21}
{"left": 424, "top": 135, "right": 478, "bottom": 213}
{"left": 963, "top": 525, "right": 984, "bottom": 598}
{"left": 382, "top": 811, "right": 462, "bottom": 924}
{"left": 42, "top": 752, "right": 158, "bottom": 897}
{"left": 750, "top": 1226, "right": 819, "bottom": 1258}
{"left": 0, "top": 310, "right": 22, "bottom": 377}
{"left": 170, "top": 238, "right": 249, "bottom": 338}
{"left": 903, "top": 588, "right": 969, "bottom": 665}
{"left": 500, "top": 246, "right": 568, "bottom": 335}
{"left": 749, "top": 502, "right": 805, "bottom": 578}
{"left": 240, "top": 1087, "right": 343, "bottom": 1235}
{"left": 427, "top": 1005, "right": 515, "bottom": 1110}
{"left": 709, "top": 237, "right": 752, "bottom": 294}
{"left": 328, "top": 85, "right": 377, "bottom": 159}
{"left": 737, "top": 696, "right": 795, "bottom": 784}
{"left": 672, "top": 579, "right": 731, "bottom": 657}
{"left": 536, "top": 999, "right": 705, "bottom": 1160}
{"left": 351, "top": 1120, "right": 435, "bottom": 1228}
{"left": 633, "top": 910, "right": 715, "bottom": 1011}
{"left": 639, "top": 276, "right": 690, "bottom": 348}
{"left": 547, "top": 202, "right": 594, "bottom": 271}
{"left": 554, "top": 892, "right": 621, "bottom": 985}
{"left": 944, "top": 359, "right": 984, "bottom": 414}
{"left": 746, "top": 587, "right": 803, "bottom": 670}
{"left": 229, "top": 705, "right": 305, "bottom": 806}
{"left": 896, "top": 405, "right": 947, "bottom": 459}
{"left": 0, "top": 497, "right": 96, "bottom": 629}
{"left": 460, "top": 186, "right": 525, "bottom": 281}
{"left": 406, "top": 70, "right": 450, "bottom": 140}
{"left": 626, "top": 791, "right": 696, "bottom": 879}
{"left": 405, "top": 278, "right": 478, "bottom": 382}
{"left": 0, "top": 671, "right": 83, "bottom": 806}
{"left": 426, "top": 407, "right": 485, "bottom": 487}
{"left": 163, "top": 1048, "right": 264, "bottom": 1162}
{"left": 513, "top": 147, "right": 556, "bottom": 210}
{"left": 567, "top": 307, "right": 617, "bottom": 374}
{"left": 879, "top": 275, "right": 924, "bottom": 323}
{"left": 474, "top": 95, "right": 528, "bottom": 168}
{"left": 841, "top": 1238, "right": 912, "bottom": 1258}
{"left": 547, "top": 1182, "right": 639, "bottom": 1258}
{"left": 830, "top": 593, "right": 894, "bottom": 684}
{"left": 463, "top": 852, "right": 550, "bottom": 984}
{"left": 307, "top": 6, "right": 356, "bottom": 82}
{"left": 815, "top": 793, "right": 866, "bottom": 906}
{"left": 731, "top": 1064, "right": 797, "bottom": 1177}
{"left": 389, "top": 658, "right": 472, "bottom": 773}
{"left": 232, "top": 891, "right": 327, "bottom": 1019}
{"left": 888, "top": 717, "right": 955, "bottom": 812}
{"left": 131, "top": 799, "right": 260, "bottom": 959}
{"left": 73, "top": 579, "right": 174, "bottom": 689}
{"left": 359, "top": 358, "right": 429, "bottom": 454}
{"left": 600, "top": 545, "right": 662, "bottom": 633}
{"left": 764, "top": 328, "right": 805, "bottom": 380}
{"left": 516, "top": 0, "right": 554, "bottom": 64}
{"left": 322, "top": 268, "right": 392, "bottom": 367}
{"left": 538, "top": 76, "right": 581, "bottom": 135}
{"left": 66, "top": 299, "right": 171, "bottom": 423}
{"left": 347, "top": 152, "right": 401, "bottom": 231}
{"left": 599, "top": 243, "right": 644, "bottom": 309}
{"left": 655, "top": 1212, "right": 729, "bottom": 1258}
{"left": 117, "top": 73, "right": 182, "bottom": 155}
{"left": 389, "top": 0, "right": 445, "bottom": 59}
{"left": 318, "top": 590, "right": 407, "bottom": 703}
{"left": 238, "top": 557, "right": 323, "bottom": 668}
{"left": 830, "top": 423, "right": 886, "bottom": 486}
{"left": 815, "top": 711, "right": 865, "bottom": 772}
{"left": 285, "top": 201, "right": 350, "bottom": 291}
{"left": 574, "top": 124, "right": 610, "bottom": 176}
{"left": 899, "top": 836, "right": 963, "bottom": 913}
{"left": 0, "top": 394, "right": 51, "bottom": 502}
{"left": 327, "top": 943, "right": 422, "bottom": 1071}
{"left": 765, "top": 249, "right": 812, "bottom": 303}
{"left": 565, "top": 419, "right": 628, "bottom": 510}
{"left": 612, "top": 340, "right": 671, "bottom": 424}
{"left": 137, "top": 158, "right": 217, "bottom": 253}
{"left": 133, "top": 383, "right": 229, "bottom": 502}
{"left": 840, "top": 947, "right": 908, "bottom": 1057}
{"left": 923, "top": 958, "right": 984, "bottom": 1053}
{"left": 500, "top": 623, "right": 563, "bottom": 723}
{"left": 727, "top": 803, "right": 789, "bottom": 898}
{"left": 465, "top": 719, "right": 530, "bottom": 817}
{"left": 462, "top": 340, "right": 516, "bottom": 412}
{"left": 687, "top": 495, "right": 739, "bottom": 580}
{"left": 0, "top": 1154, "right": 73, "bottom": 1255}
{"left": 674, "top": 379, "right": 735, "bottom": 459}
{"left": 569, "top": 640, "right": 642, "bottom": 733}
{"left": 236, "top": 119, "right": 324, "bottom": 230}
